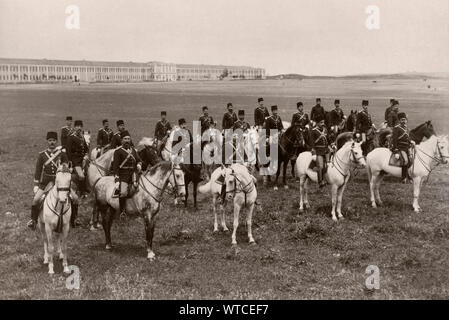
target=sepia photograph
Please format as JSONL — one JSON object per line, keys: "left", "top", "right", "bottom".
{"left": 0, "top": 0, "right": 448, "bottom": 307}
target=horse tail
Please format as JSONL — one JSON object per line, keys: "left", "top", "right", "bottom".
{"left": 198, "top": 181, "right": 211, "bottom": 194}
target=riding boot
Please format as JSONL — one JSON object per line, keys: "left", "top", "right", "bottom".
{"left": 320, "top": 168, "right": 327, "bottom": 188}
{"left": 119, "top": 197, "right": 127, "bottom": 218}
{"left": 401, "top": 166, "right": 409, "bottom": 184}
{"left": 70, "top": 204, "right": 80, "bottom": 228}
{"left": 220, "top": 184, "right": 226, "bottom": 204}
{"left": 27, "top": 205, "right": 39, "bottom": 230}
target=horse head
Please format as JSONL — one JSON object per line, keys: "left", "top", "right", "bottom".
{"left": 56, "top": 164, "right": 72, "bottom": 203}
{"left": 169, "top": 163, "right": 186, "bottom": 200}
{"left": 436, "top": 135, "right": 449, "bottom": 164}
{"left": 349, "top": 141, "right": 366, "bottom": 167}
{"left": 410, "top": 121, "right": 436, "bottom": 144}
{"left": 221, "top": 166, "right": 236, "bottom": 201}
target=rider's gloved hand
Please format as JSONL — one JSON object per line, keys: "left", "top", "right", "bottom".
{"left": 137, "top": 163, "right": 142, "bottom": 172}
{"left": 33, "top": 186, "right": 39, "bottom": 194}
{"left": 411, "top": 140, "right": 416, "bottom": 146}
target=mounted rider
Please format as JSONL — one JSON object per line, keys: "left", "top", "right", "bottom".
{"left": 254, "top": 97, "right": 270, "bottom": 130}
{"left": 199, "top": 106, "right": 215, "bottom": 150}
{"left": 356, "top": 100, "right": 374, "bottom": 144}
{"left": 96, "top": 119, "right": 114, "bottom": 157}
{"left": 387, "top": 100, "right": 400, "bottom": 128}
{"left": 61, "top": 116, "right": 74, "bottom": 149}
{"left": 222, "top": 102, "right": 238, "bottom": 130}
{"left": 27, "top": 132, "right": 79, "bottom": 230}
{"left": 291, "top": 101, "right": 309, "bottom": 158}
{"left": 264, "top": 105, "right": 284, "bottom": 137}
{"left": 310, "top": 98, "right": 326, "bottom": 128}
{"left": 112, "top": 131, "right": 142, "bottom": 216}
{"left": 66, "top": 120, "right": 89, "bottom": 201}
{"left": 328, "top": 99, "right": 345, "bottom": 138}
{"left": 384, "top": 98, "right": 396, "bottom": 122}
{"left": 154, "top": 111, "right": 172, "bottom": 153}
{"left": 311, "top": 115, "right": 329, "bottom": 188}
{"left": 111, "top": 120, "right": 133, "bottom": 149}
{"left": 392, "top": 112, "right": 415, "bottom": 183}
{"left": 233, "top": 110, "right": 251, "bottom": 132}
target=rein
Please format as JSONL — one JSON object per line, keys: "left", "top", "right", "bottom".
{"left": 138, "top": 166, "right": 185, "bottom": 204}
{"left": 414, "top": 141, "right": 447, "bottom": 180}
{"left": 331, "top": 147, "right": 363, "bottom": 179}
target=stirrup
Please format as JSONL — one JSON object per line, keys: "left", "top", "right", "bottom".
{"left": 27, "top": 219, "right": 37, "bottom": 230}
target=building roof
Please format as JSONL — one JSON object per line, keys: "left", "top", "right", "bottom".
{"left": 176, "top": 63, "right": 263, "bottom": 70}
{"left": 0, "top": 58, "right": 152, "bottom": 68}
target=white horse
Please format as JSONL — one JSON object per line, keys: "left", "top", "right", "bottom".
{"left": 198, "top": 163, "right": 258, "bottom": 245}
{"left": 202, "top": 128, "right": 223, "bottom": 180}
{"left": 39, "top": 164, "right": 72, "bottom": 274}
{"left": 295, "top": 141, "right": 366, "bottom": 221}
{"left": 366, "top": 135, "right": 449, "bottom": 212}
{"left": 161, "top": 125, "right": 183, "bottom": 162}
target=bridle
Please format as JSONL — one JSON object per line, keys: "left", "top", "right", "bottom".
{"left": 45, "top": 172, "right": 71, "bottom": 218}
{"left": 415, "top": 140, "right": 448, "bottom": 175}
{"left": 138, "top": 164, "right": 185, "bottom": 204}
{"left": 224, "top": 169, "right": 255, "bottom": 197}
{"left": 332, "top": 145, "right": 364, "bottom": 178}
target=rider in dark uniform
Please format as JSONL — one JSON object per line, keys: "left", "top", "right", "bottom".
{"left": 154, "top": 111, "right": 172, "bottom": 152}
{"left": 254, "top": 97, "right": 270, "bottom": 129}
{"left": 356, "top": 100, "right": 374, "bottom": 143}
{"left": 222, "top": 103, "right": 238, "bottom": 130}
{"left": 233, "top": 110, "right": 251, "bottom": 132}
{"left": 96, "top": 119, "right": 113, "bottom": 157}
{"left": 27, "top": 132, "right": 79, "bottom": 230}
{"left": 264, "top": 105, "right": 284, "bottom": 137}
{"left": 291, "top": 101, "right": 309, "bottom": 159}
{"left": 310, "top": 98, "right": 326, "bottom": 127}
{"left": 199, "top": 106, "right": 215, "bottom": 150}
{"left": 385, "top": 99, "right": 396, "bottom": 122}
{"left": 392, "top": 112, "right": 415, "bottom": 183}
{"left": 328, "top": 99, "right": 345, "bottom": 142}
{"left": 112, "top": 131, "right": 142, "bottom": 216}
{"left": 66, "top": 120, "right": 89, "bottom": 200}
{"left": 310, "top": 115, "right": 329, "bottom": 188}
{"left": 111, "top": 120, "right": 133, "bottom": 149}
{"left": 387, "top": 100, "right": 400, "bottom": 128}
{"left": 61, "top": 116, "right": 74, "bottom": 149}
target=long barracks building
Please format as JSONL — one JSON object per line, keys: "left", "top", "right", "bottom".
{"left": 0, "top": 58, "right": 265, "bottom": 83}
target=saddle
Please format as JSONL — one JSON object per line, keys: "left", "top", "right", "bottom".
{"left": 388, "top": 149, "right": 413, "bottom": 168}
{"left": 308, "top": 160, "right": 328, "bottom": 174}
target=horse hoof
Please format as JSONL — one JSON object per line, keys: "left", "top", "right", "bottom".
{"left": 105, "top": 244, "right": 112, "bottom": 250}
{"left": 273, "top": 186, "right": 278, "bottom": 191}
{"left": 223, "top": 228, "right": 230, "bottom": 233}
{"left": 299, "top": 208, "right": 304, "bottom": 213}
{"left": 48, "top": 270, "right": 54, "bottom": 275}
{"left": 59, "top": 254, "right": 64, "bottom": 260}
{"left": 284, "top": 185, "right": 289, "bottom": 190}
{"left": 147, "top": 252, "right": 156, "bottom": 260}
{"left": 338, "top": 215, "right": 344, "bottom": 220}
{"left": 249, "top": 240, "right": 256, "bottom": 246}
{"left": 332, "top": 216, "right": 338, "bottom": 222}
{"left": 305, "top": 203, "right": 311, "bottom": 209}
{"left": 371, "top": 203, "right": 377, "bottom": 209}
{"left": 63, "top": 267, "right": 70, "bottom": 274}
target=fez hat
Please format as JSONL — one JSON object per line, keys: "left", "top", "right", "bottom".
{"left": 271, "top": 105, "right": 278, "bottom": 111}
{"left": 335, "top": 99, "right": 340, "bottom": 104}
{"left": 202, "top": 106, "right": 208, "bottom": 111}
{"left": 390, "top": 99, "right": 395, "bottom": 103}
{"left": 238, "top": 110, "right": 245, "bottom": 116}
{"left": 178, "top": 118, "right": 186, "bottom": 125}
{"left": 297, "top": 102, "right": 303, "bottom": 108}
{"left": 398, "top": 112, "right": 407, "bottom": 119}
{"left": 117, "top": 120, "right": 124, "bottom": 126}
{"left": 120, "top": 130, "right": 131, "bottom": 139}
{"left": 66, "top": 116, "right": 72, "bottom": 121}
{"left": 161, "top": 111, "right": 167, "bottom": 116}
{"left": 392, "top": 100, "right": 399, "bottom": 106}
{"left": 102, "top": 119, "right": 108, "bottom": 124}
{"left": 362, "top": 100, "right": 369, "bottom": 106}
{"left": 316, "top": 98, "right": 321, "bottom": 102}
{"left": 74, "top": 120, "right": 83, "bottom": 126}
{"left": 258, "top": 97, "right": 264, "bottom": 103}
{"left": 46, "top": 131, "right": 58, "bottom": 140}
{"left": 227, "top": 102, "right": 233, "bottom": 108}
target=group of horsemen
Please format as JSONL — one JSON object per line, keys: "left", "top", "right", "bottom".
{"left": 27, "top": 97, "right": 414, "bottom": 230}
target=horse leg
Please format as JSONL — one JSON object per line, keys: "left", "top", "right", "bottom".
{"left": 247, "top": 203, "right": 256, "bottom": 244}
{"left": 101, "top": 205, "right": 113, "bottom": 250}
{"left": 291, "top": 159, "right": 296, "bottom": 179}
{"left": 184, "top": 180, "right": 189, "bottom": 208}
{"left": 370, "top": 171, "right": 378, "bottom": 208}
{"left": 231, "top": 202, "right": 241, "bottom": 246}
{"left": 212, "top": 195, "right": 219, "bottom": 232}
{"left": 144, "top": 209, "right": 158, "bottom": 260}
{"left": 62, "top": 223, "right": 70, "bottom": 274}
{"left": 337, "top": 182, "right": 347, "bottom": 220}
{"left": 283, "top": 160, "right": 289, "bottom": 189}
{"left": 304, "top": 178, "right": 310, "bottom": 209}
{"left": 299, "top": 175, "right": 305, "bottom": 212}
{"left": 274, "top": 161, "right": 280, "bottom": 190}
{"left": 41, "top": 220, "right": 49, "bottom": 264}
{"left": 45, "top": 225, "right": 54, "bottom": 274}
{"left": 193, "top": 182, "right": 198, "bottom": 210}
{"left": 331, "top": 184, "right": 338, "bottom": 222}
{"left": 221, "top": 201, "right": 229, "bottom": 232}
{"left": 412, "top": 176, "right": 422, "bottom": 212}
{"left": 374, "top": 173, "right": 384, "bottom": 207}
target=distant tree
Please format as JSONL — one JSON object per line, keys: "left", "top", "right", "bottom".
{"left": 220, "top": 68, "right": 229, "bottom": 79}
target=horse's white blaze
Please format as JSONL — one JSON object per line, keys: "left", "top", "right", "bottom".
{"left": 366, "top": 135, "right": 449, "bottom": 212}
{"left": 295, "top": 141, "right": 365, "bottom": 221}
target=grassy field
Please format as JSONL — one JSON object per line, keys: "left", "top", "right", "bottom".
{"left": 0, "top": 79, "right": 449, "bottom": 299}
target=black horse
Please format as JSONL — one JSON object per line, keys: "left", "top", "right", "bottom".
{"left": 180, "top": 163, "right": 202, "bottom": 210}
{"left": 274, "top": 125, "right": 305, "bottom": 189}
{"left": 138, "top": 144, "right": 162, "bottom": 171}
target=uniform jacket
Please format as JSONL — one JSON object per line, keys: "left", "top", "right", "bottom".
{"left": 110, "top": 131, "right": 134, "bottom": 149}
{"left": 66, "top": 132, "right": 88, "bottom": 166}
{"left": 199, "top": 115, "right": 214, "bottom": 134}
{"left": 387, "top": 111, "right": 399, "bottom": 128}
{"left": 254, "top": 106, "right": 270, "bottom": 127}
{"left": 264, "top": 115, "right": 284, "bottom": 137}
{"left": 291, "top": 111, "right": 309, "bottom": 128}
{"left": 311, "top": 126, "right": 329, "bottom": 155}
{"left": 34, "top": 148, "right": 68, "bottom": 186}
{"left": 97, "top": 127, "right": 113, "bottom": 147}
{"left": 61, "top": 126, "right": 74, "bottom": 148}
{"left": 385, "top": 106, "right": 393, "bottom": 121}
{"left": 329, "top": 108, "right": 344, "bottom": 127}
{"left": 154, "top": 120, "right": 172, "bottom": 140}
{"left": 392, "top": 124, "right": 411, "bottom": 151}
{"left": 233, "top": 120, "right": 250, "bottom": 132}
{"left": 310, "top": 105, "right": 326, "bottom": 122}
{"left": 356, "top": 110, "right": 373, "bottom": 133}
{"left": 112, "top": 146, "right": 142, "bottom": 183}
{"left": 222, "top": 111, "right": 238, "bottom": 130}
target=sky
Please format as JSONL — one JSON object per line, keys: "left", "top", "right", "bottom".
{"left": 0, "top": 0, "right": 448, "bottom": 76}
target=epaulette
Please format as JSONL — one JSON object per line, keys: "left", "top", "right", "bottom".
{"left": 114, "top": 132, "right": 121, "bottom": 136}
{"left": 69, "top": 132, "right": 77, "bottom": 137}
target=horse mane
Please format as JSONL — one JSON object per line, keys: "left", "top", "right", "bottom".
{"left": 138, "top": 137, "right": 154, "bottom": 148}
{"left": 148, "top": 161, "right": 172, "bottom": 176}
